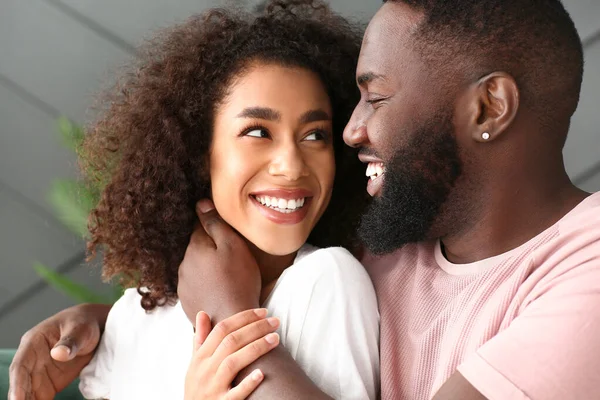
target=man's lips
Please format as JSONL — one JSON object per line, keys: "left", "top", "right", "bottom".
{"left": 358, "top": 154, "right": 384, "bottom": 164}
{"left": 358, "top": 154, "right": 386, "bottom": 197}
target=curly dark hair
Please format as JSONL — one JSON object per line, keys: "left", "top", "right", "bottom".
{"left": 81, "top": 0, "right": 369, "bottom": 310}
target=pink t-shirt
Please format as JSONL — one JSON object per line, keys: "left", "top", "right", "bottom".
{"left": 365, "top": 192, "right": 600, "bottom": 400}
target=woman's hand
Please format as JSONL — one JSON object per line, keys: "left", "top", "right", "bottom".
{"left": 184, "top": 309, "right": 280, "bottom": 400}
{"left": 8, "top": 303, "right": 110, "bottom": 400}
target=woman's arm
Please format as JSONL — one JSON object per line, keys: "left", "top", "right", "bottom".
{"left": 8, "top": 303, "right": 110, "bottom": 400}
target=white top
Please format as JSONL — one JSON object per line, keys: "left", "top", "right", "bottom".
{"left": 79, "top": 245, "right": 380, "bottom": 400}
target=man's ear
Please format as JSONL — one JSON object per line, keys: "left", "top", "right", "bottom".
{"left": 464, "top": 72, "right": 520, "bottom": 143}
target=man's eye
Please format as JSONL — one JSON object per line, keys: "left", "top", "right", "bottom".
{"left": 245, "top": 128, "right": 269, "bottom": 138}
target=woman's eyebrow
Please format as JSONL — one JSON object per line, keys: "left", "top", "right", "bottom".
{"left": 299, "top": 109, "right": 331, "bottom": 124}
{"left": 236, "top": 107, "right": 281, "bottom": 121}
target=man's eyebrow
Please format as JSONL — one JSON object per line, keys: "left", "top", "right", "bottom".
{"left": 236, "top": 107, "right": 281, "bottom": 121}
{"left": 357, "top": 72, "right": 384, "bottom": 86}
{"left": 299, "top": 109, "right": 331, "bottom": 124}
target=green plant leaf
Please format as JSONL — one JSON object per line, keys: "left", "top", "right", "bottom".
{"left": 47, "top": 179, "right": 97, "bottom": 237}
{"left": 57, "top": 116, "right": 85, "bottom": 152}
{"left": 33, "top": 262, "right": 115, "bottom": 304}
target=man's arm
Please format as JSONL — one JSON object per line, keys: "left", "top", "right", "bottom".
{"left": 178, "top": 200, "right": 331, "bottom": 399}
{"left": 236, "top": 347, "right": 333, "bottom": 400}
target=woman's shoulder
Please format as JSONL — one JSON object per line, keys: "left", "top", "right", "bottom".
{"left": 108, "top": 288, "right": 186, "bottom": 326}
{"left": 287, "top": 244, "right": 373, "bottom": 290}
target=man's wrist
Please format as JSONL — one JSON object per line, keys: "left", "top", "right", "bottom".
{"left": 76, "top": 303, "right": 111, "bottom": 333}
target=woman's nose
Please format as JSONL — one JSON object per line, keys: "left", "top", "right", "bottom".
{"left": 268, "top": 144, "right": 310, "bottom": 181}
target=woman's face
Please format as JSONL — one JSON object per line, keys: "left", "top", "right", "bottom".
{"left": 210, "top": 63, "right": 335, "bottom": 256}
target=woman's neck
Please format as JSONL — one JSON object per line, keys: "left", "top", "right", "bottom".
{"left": 245, "top": 239, "right": 297, "bottom": 304}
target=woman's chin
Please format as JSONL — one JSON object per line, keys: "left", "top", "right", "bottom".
{"left": 250, "top": 236, "right": 307, "bottom": 257}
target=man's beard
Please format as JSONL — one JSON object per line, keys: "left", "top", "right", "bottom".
{"left": 358, "top": 111, "right": 463, "bottom": 255}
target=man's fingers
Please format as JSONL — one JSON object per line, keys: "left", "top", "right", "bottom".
{"left": 212, "top": 317, "right": 280, "bottom": 362}
{"left": 226, "top": 369, "right": 264, "bottom": 400}
{"left": 49, "top": 345, "right": 72, "bottom": 362}
{"left": 194, "top": 311, "right": 212, "bottom": 352}
{"left": 8, "top": 333, "right": 38, "bottom": 400}
{"left": 196, "top": 200, "right": 238, "bottom": 247}
{"left": 198, "top": 309, "right": 269, "bottom": 357}
{"left": 7, "top": 363, "right": 31, "bottom": 400}
{"left": 217, "top": 332, "right": 279, "bottom": 383}
{"left": 51, "top": 321, "right": 98, "bottom": 361}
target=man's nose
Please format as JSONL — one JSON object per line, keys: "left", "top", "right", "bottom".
{"left": 343, "top": 105, "right": 369, "bottom": 148}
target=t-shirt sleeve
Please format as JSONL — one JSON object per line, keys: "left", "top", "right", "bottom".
{"left": 458, "top": 238, "right": 600, "bottom": 400}
{"left": 78, "top": 288, "right": 139, "bottom": 400}
{"left": 282, "top": 247, "right": 380, "bottom": 400}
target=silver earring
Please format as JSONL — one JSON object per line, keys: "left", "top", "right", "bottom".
{"left": 482, "top": 132, "right": 490, "bottom": 140}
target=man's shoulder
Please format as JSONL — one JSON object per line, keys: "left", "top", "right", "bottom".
{"left": 361, "top": 241, "right": 435, "bottom": 271}
{"left": 556, "top": 192, "right": 600, "bottom": 237}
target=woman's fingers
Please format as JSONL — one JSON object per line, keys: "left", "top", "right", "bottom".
{"left": 193, "top": 311, "right": 212, "bottom": 352}
{"left": 225, "top": 369, "right": 264, "bottom": 400}
{"left": 212, "top": 318, "right": 280, "bottom": 362}
{"left": 198, "top": 309, "right": 271, "bottom": 357}
{"left": 217, "top": 332, "right": 280, "bottom": 383}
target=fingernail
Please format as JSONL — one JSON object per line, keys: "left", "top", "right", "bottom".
{"left": 267, "top": 317, "right": 279, "bottom": 327}
{"left": 53, "top": 344, "right": 71, "bottom": 355}
{"left": 265, "top": 332, "right": 279, "bottom": 345}
{"left": 252, "top": 369, "right": 264, "bottom": 381}
{"left": 197, "top": 199, "right": 214, "bottom": 213}
{"left": 254, "top": 308, "right": 268, "bottom": 318}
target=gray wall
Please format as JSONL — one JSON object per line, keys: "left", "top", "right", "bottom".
{"left": 0, "top": 0, "right": 598, "bottom": 347}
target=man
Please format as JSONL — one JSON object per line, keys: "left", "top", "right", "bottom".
{"left": 10, "top": 0, "right": 600, "bottom": 399}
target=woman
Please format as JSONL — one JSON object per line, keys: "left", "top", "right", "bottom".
{"left": 71, "top": 1, "right": 378, "bottom": 399}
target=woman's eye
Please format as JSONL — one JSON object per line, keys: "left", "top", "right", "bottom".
{"left": 245, "top": 128, "right": 269, "bottom": 138}
{"left": 304, "top": 130, "right": 326, "bottom": 141}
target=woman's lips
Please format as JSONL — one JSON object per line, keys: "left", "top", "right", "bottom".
{"left": 250, "top": 195, "right": 312, "bottom": 225}
{"left": 249, "top": 188, "right": 314, "bottom": 225}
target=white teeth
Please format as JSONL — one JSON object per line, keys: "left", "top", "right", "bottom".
{"left": 366, "top": 162, "right": 385, "bottom": 180}
{"left": 278, "top": 198, "right": 286, "bottom": 209}
{"left": 254, "top": 195, "right": 308, "bottom": 212}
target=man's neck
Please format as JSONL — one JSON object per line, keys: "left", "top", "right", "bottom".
{"left": 441, "top": 171, "right": 589, "bottom": 265}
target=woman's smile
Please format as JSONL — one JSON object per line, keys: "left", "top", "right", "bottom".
{"left": 250, "top": 188, "right": 313, "bottom": 224}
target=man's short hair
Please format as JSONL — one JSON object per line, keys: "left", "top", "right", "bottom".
{"left": 385, "top": 0, "right": 584, "bottom": 126}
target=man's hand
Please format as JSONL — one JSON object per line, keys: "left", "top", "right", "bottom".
{"left": 178, "top": 199, "right": 262, "bottom": 323}
{"left": 8, "top": 303, "right": 110, "bottom": 400}
{"left": 185, "top": 309, "right": 280, "bottom": 400}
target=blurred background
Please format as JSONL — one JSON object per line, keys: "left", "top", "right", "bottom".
{"left": 0, "top": 0, "right": 598, "bottom": 347}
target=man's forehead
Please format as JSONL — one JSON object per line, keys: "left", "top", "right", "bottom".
{"left": 358, "top": 2, "right": 423, "bottom": 72}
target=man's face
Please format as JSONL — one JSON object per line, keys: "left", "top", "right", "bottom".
{"left": 343, "top": 2, "right": 463, "bottom": 254}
